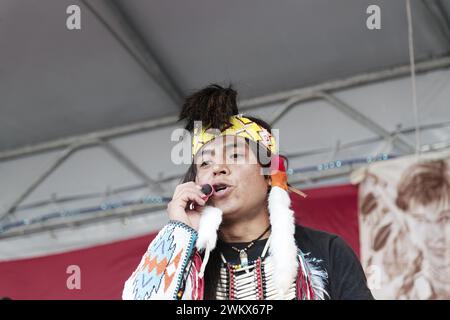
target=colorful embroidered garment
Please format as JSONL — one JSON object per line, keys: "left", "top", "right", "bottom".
{"left": 122, "top": 221, "right": 373, "bottom": 300}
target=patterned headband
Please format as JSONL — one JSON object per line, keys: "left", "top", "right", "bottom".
{"left": 191, "top": 114, "right": 277, "bottom": 158}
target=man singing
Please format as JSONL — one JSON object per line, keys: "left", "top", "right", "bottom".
{"left": 122, "top": 84, "right": 373, "bottom": 300}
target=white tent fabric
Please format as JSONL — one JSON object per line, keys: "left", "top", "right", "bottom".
{"left": 1, "top": 0, "right": 449, "bottom": 150}
{"left": 1, "top": 68, "right": 450, "bottom": 260}
{"left": 0, "top": 0, "right": 449, "bottom": 259}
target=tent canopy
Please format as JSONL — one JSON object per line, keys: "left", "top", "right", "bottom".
{"left": 0, "top": 0, "right": 449, "bottom": 252}
{"left": 1, "top": 0, "right": 449, "bottom": 151}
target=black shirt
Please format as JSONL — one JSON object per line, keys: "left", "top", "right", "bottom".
{"left": 216, "top": 224, "right": 374, "bottom": 300}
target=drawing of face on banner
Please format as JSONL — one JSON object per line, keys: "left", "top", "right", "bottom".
{"left": 358, "top": 154, "right": 450, "bottom": 300}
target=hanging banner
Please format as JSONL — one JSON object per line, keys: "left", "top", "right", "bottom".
{"left": 357, "top": 152, "right": 450, "bottom": 299}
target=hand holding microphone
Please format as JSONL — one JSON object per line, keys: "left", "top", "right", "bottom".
{"left": 167, "top": 182, "right": 214, "bottom": 231}
{"left": 186, "top": 184, "right": 213, "bottom": 211}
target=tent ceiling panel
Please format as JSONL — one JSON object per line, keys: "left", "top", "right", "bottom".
{"left": 0, "top": 0, "right": 179, "bottom": 151}
{"left": 117, "top": 0, "right": 449, "bottom": 98}
{"left": 16, "top": 146, "right": 144, "bottom": 206}
{"left": 1, "top": 0, "right": 449, "bottom": 152}
{"left": 273, "top": 99, "right": 379, "bottom": 154}
{"left": 334, "top": 68, "right": 450, "bottom": 133}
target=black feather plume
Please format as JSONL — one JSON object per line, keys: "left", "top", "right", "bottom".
{"left": 178, "top": 84, "right": 239, "bottom": 131}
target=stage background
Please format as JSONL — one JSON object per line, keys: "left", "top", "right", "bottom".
{"left": 0, "top": 184, "right": 358, "bottom": 300}
{"left": 1, "top": 0, "right": 449, "bottom": 301}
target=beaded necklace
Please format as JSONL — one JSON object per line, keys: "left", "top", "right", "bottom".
{"left": 216, "top": 236, "right": 297, "bottom": 300}
{"left": 224, "top": 225, "right": 271, "bottom": 267}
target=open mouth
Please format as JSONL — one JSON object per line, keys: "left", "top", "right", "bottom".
{"left": 213, "top": 184, "right": 228, "bottom": 192}
{"left": 212, "top": 183, "right": 232, "bottom": 198}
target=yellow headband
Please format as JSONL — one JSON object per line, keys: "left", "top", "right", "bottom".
{"left": 191, "top": 115, "right": 277, "bottom": 158}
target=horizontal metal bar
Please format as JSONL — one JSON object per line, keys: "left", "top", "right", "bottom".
{"left": 0, "top": 202, "right": 167, "bottom": 240}
{"left": 0, "top": 141, "right": 99, "bottom": 223}
{"left": 100, "top": 140, "right": 165, "bottom": 194}
{"left": 239, "top": 56, "right": 450, "bottom": 108}
{"left": 317, "top": 92, "right": 415, "bottom": 154}
{"left": 4, "top": 142, "right": 450, "bottom": 238}
{"left": 1, "top": 56, "right": 449, "bottom": 162}
{"left": 9, "top": 121, "right": 450, "bottom": 214}
{"left": 0, "top": 115, "right": 179, "bottom": 161}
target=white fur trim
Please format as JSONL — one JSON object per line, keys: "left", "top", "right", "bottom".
{"left": 196, "top": 205, "right": 223, "bottom": 278}
{"left": 196, "top": 205, "right": 223, "bottom": 251}
{"left": 268, "top": 186, "right": 299, "bottom": 295}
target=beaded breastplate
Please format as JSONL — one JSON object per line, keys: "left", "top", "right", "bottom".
{"left": 216, "top": 237, "right": 297, "bottom": 300}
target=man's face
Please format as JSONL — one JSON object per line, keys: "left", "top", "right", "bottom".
{"left": 194, "top": 136, "right": 270, "bottom": 221}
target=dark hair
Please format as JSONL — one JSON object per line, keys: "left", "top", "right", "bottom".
{"left": 179, "top": 83, "right": 238, "bottom": 132}
{"left": 178, "top": 83, "right": 284, "bottom": 299}
{"left": 179, "top": 83, "right": 275, "bottom": 182}
{"left": 396, "top": 160, "right": 450, "bottom": 212}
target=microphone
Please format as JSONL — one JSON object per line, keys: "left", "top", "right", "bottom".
{"left": 187, "top": 184, "right": 213, "bottom": 211}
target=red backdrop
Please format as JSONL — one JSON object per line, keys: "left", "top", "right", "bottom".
{"left": 0, "top": 184, "right": 359, "bottom": 299}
